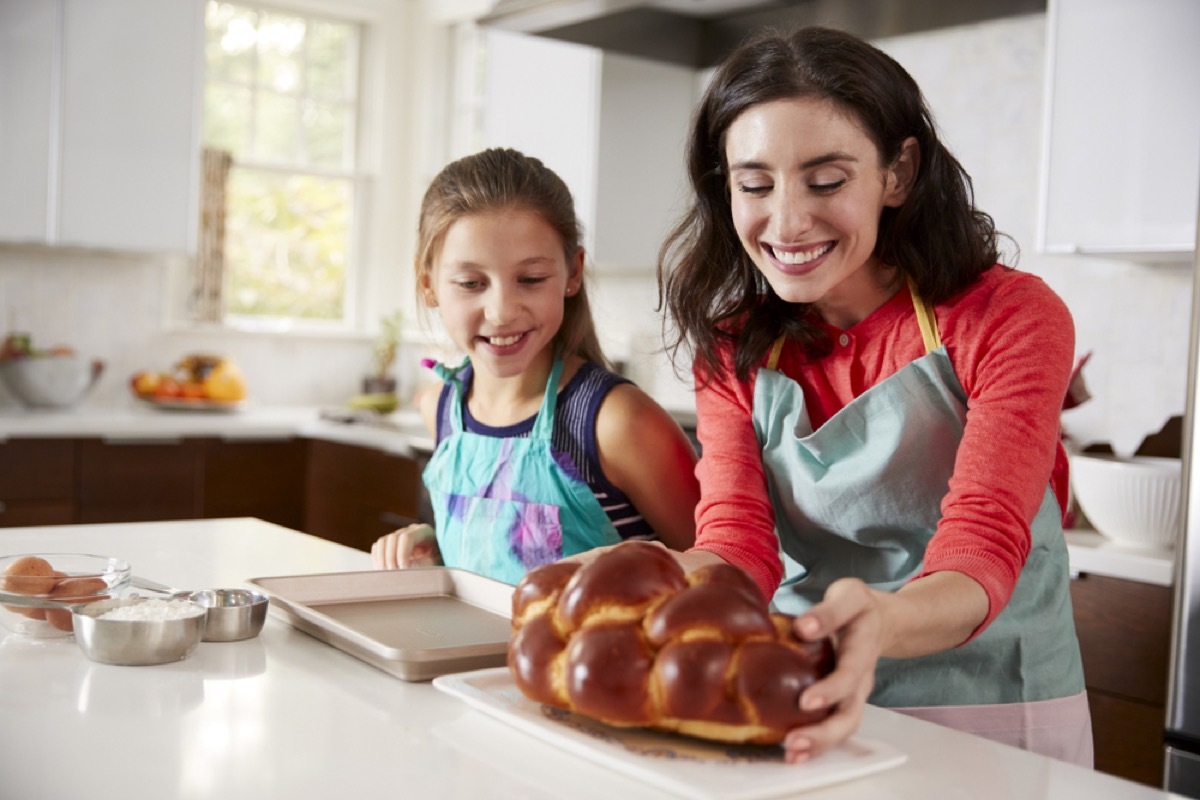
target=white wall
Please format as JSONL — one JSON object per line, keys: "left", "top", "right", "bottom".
{"left": 877, "top": 15, "right": 1192, "bottom": 457}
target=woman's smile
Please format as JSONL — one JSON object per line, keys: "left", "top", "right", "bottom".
{"left": 766, "top": 241, "right": 836, "bottom": 274}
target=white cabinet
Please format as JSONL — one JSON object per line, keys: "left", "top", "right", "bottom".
{"left": 481, "top": 29, "right": 694, "bottom": 271}
{"left": 0, "top": 0, "right": 56, "bottom": 243}
{"left": 0, "top": 0, "right": 202, "bottom": 254}
{"left": 1038, "top": 0, "right": 1200, "bottom": 259}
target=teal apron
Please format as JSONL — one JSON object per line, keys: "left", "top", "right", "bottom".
{"left": 752, "top": 284, "right": 1091, "bottom": 763}
{"left": 423, "top": 355, "right": 621, "bottom": 585}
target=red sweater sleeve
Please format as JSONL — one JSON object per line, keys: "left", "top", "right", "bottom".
{"left": 688, "top": 351, "right": 784, "bottom": 601}
{"left": 916, "top": 272, "right": 1074, "bottom": 637}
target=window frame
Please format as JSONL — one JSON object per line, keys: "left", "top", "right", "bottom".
{"left": 200, "top": 0, "right": 371, "bottom": 334}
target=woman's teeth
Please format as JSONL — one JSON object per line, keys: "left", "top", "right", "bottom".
{"left": 488, "top": 334, "right": 522, "bottom": 347}
{"left": 772, "top": 242, "right": 833, "bottom": 264}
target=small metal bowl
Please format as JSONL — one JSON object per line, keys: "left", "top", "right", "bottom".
{"left": 72, "top": 596, "right": 207, "bottom": 666}
{"left": 186, "top": 588, "right": 268, "bottom": 642}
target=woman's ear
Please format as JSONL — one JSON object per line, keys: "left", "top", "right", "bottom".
{"left": 883, "top": 136, "right": 920, "bottom": 208}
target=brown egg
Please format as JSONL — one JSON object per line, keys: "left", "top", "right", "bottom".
{"left": 3, "top": 556, "right": 57, "bottom": 595}
{"left": 46, "top": 576, "right": 110, "bottom": 632}
{"left": 4, "top": 604, "right": 47, "bottom": 620}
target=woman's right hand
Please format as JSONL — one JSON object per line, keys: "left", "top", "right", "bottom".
{"left": 370, "top": 523, "right": 441, "bottom": 570}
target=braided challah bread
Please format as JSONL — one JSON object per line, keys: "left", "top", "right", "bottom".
{"left": 507, "top": 541, "right": 835, "bottom": 745}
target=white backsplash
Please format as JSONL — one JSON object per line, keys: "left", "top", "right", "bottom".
{"left": 1, "top": 12, "right": 1193, "bottom": 453}
{"left": 0, "top": 247, "right": 381, "bottom": 410}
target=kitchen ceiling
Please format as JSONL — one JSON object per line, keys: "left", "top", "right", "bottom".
{"left": 480, "top": 0, "right": 1048, "bottom": 68}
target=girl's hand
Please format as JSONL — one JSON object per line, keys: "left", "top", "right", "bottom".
{"left": 782, "top": 578, "right": 885, "bottom": 764}
{"left": 371, "top": 524, "right": 441, "bottom": 570}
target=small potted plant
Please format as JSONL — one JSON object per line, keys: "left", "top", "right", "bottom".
{"left": 362, "top": 310, "right": 402, "bottom": 396}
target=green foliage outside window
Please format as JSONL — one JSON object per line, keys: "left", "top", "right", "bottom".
{"left": 203, "top": 1, "right": 361, "bottom": 324}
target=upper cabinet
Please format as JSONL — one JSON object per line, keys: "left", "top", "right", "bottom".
{"left": 479, "top": 29, "right": 695, "bottom": 272}
{"left": 1038, "top": 0, "right": 1200, "bottom": 259}
{"left": 0, "top": 0, "right": 202, "bottom": 254}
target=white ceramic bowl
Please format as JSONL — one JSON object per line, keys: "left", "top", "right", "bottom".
{"left": 0, "top": 355, "right": 104, "bottom": 408}
{"left": 1069, "top": 454, "right": 1182, "bottom": 548}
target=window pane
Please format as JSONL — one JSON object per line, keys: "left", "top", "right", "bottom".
{"left": 224, "top": 168, "right": 350, "bottom": 320}
{"left": 257, "top": 12, "right": 304, "bottom": 93}
{"left": 307, "top": 20, "right": 354, "bottom": 98}
{"left": 254, "top": 91, "right": 298, "bottom": 163}
{"left": 303, "top": 100, "right": 350, "bottom": 169}
{"left": 206, "top": 2, "right": 257, "bottom": 85}
{"left": 204, "top": 83, "right": 251, "bottom": 157}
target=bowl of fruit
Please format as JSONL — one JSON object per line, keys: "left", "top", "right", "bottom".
{"left": 0, "top": 333, "right": 105, "bottom": 409}
{"left": 130, "top": 354, "right": 248, "bottom": 411}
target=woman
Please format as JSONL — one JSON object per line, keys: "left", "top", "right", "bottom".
{"left": 656, "top": 27, "right": 1090, "bottom": 766}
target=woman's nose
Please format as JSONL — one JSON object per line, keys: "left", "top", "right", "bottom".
{"left": 771, "top": 187, "right": 815, "bottom": 240}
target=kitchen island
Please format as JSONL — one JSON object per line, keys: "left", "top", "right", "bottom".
{"left": 0, "top": 518, "right": 1183, "bottom": 799}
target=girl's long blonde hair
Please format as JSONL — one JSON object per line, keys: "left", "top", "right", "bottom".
{"left": 415, "top": 148, "right": 609, "bottom": 368}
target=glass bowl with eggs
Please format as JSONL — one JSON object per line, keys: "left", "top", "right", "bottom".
{"left": 0, "top": 553, "right": 132, "bottom": 639}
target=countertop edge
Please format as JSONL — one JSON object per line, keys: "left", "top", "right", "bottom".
{"left": 1065, "top": 529, "right": 1175, "bottom": 586}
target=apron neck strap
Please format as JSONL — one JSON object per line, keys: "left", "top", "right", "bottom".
{"left": 530, "top": 353, "right": 565, "bottom": 441}
{"left": 436, "top": 357, "right": 472, "bottom": 435}
{"left": 906, "top": 278, "right": 942, "bottom": 354}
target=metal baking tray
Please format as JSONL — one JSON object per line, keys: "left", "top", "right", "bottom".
{"left": 248, "top": 568, "right": 514, "bottom": 681}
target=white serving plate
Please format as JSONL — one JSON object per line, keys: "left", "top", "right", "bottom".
{"left": 249, "top": 568, "right": 513, "bottom": 681}
{"left": 434, "top": 667, "right": 907, "bottom": 800}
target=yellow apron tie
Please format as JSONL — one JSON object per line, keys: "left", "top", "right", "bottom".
{"left": 907, "top": 278, "right": 942, "bottom": 354}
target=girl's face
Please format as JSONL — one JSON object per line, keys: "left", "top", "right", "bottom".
{"left": 724, "top": 96, "right": 916, "bottom": 327}
{"left": 427, "top": 208, "right": 582, "bottom": 381}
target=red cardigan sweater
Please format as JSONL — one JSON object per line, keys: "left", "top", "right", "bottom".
{"left": 690, "top": 266, "right": 1074, "bottom": 635}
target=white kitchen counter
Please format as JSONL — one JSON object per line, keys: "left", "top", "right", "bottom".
{"left": 0, "top": 403, "right": 437, "bottom": 455}
{"left": 0, "top": 518, "right": 1186, "bottom": 800}
{"left": 1065, "top": 529, "right": 1176, "bottom": 586}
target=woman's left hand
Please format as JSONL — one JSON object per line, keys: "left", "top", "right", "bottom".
{"left": 780, "top": 569, "right": 988, "bottom": 763}
{"left": 781, "top": 577, "right": 885, "bottom": 764}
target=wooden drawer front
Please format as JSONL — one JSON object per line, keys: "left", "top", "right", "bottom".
{"left": 362, "top": 448, "right": 421, "bottom": 520}
{"left": 0, "top": 499, "right": 75, "bottom": 527}
{"left": 305, "top": 440, "right": 421, "bottom": 552}
{"left": 0, "top": 438, "right": 74, "bottom": 499}
{"left": 1088, "top": 690, "right": 1167, "bottom": 788}
{"left": 203, "top": 438, "right": 306, "bottom": 530}
{"left": 1071, "top": 572, "right": 1172, "bottom": 706}
{"left": 77, "top": 438, "right": 203, "bottom": 523}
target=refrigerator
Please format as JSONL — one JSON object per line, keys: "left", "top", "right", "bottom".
{"left": 1168, "top": 204, "right": 1200, "bottom": 796}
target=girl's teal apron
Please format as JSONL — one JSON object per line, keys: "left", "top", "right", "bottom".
{"left": 752, "top": 283, "right": 1092, "bottom": 765}
{"left": 423, "top": 355, "right": 621, "bottom": 585}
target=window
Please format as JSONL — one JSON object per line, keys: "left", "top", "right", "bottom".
{"left": 201, "top": 1, "right": 363, "bottom": 327}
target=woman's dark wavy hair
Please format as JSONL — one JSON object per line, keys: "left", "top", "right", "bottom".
{"left": 658, "top": 26, "right": 1004, "bottom": 383}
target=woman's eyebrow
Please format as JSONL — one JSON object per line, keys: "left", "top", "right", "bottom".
{"left": 727, "top": 151, "right": 859, "bottom": 171}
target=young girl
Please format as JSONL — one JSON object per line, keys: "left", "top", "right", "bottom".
{"left": 371, "top": 148, "right": 699, "bottom": 584}
{"left": 652, "top": 27, "right": 1090, "bottom": 766}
